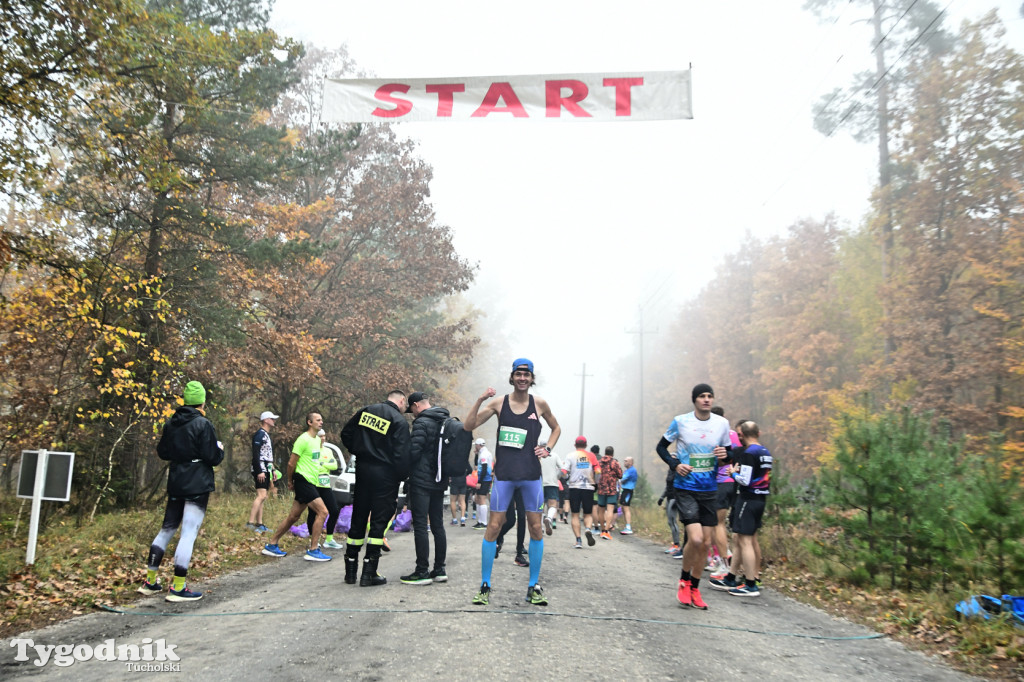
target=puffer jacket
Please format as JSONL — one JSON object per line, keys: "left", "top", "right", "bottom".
{"left": 157, "top": 406, "right": 224, "bottom": 497}
{"left": 408, "top": 406, "right": 450, "bottom": 492}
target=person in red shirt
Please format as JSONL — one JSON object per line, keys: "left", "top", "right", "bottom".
{"left": 596, "top": 446, "right": 623, "bottom": 539}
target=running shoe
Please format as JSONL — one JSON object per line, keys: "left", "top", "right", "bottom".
{"left": 460, "top": 517, "right": 466, "bottom": 526}
{"left": 514, "top": 552, "right": 529, "bottom": 567}
{"left": 472, "top": 522, "right": 487, "bottom": 530}
{"left": 526, "top": 585, "right": 548, "bottom": 606}
{"left": 323, "top": 539, "right": 345, "bottom": 549}
{"left": 620, "top": 526, "right": 633, "bottom": 535}
{"left": 138, "top": 580, "right": 163, "bottom": 596}
{"left": 472, "top": 583, "right": 490, "bottom": 605}
{"left": 729, "top": 584, "right": 760, "bottom": 597}
{"left": 677, "top": 580, "right": 691, "bottom": 607}
{"left": 450, "top": 519, "right": 458, "bottom": 526}
{"left": 262, "top": 543, "right": 287, "bottom": 557}
{"left": 585, "top": 530, "right": 595, "bottom": 546}
{"left": 664, "top": 543, "right": 680, "bottom": 554}
{"left": 542, "top": 516, "right": 553, "bottom": 536}
{"left": 304, "top": 548, "right": 332, "bottom": 562}
{"left": 429, "top": 568, "right": 448, "bottom": 583}
{"left": 600, "top": 531, "right": 612, "bottom": 540}
{"left": 245, "top": 522, "right": 258, "bottom": 531}
{"left": 256, "top": 524, "right": 269, "bottom": 533}
{"left": 690, "top": 587, "right": 709, "bottom": 610}
{"left": 573, "top": 540, "right": 583, "bottom": 549}
{"left": 671, "top": 549, "right": 683, "bottom": 559}
{"left": 400, "top": 570, "right": 432, "bottom": 585}
{"left": 710, "top": 570, "right": 729, "bottom": 581}
{"left": 166, "top": 585, "right": 203, "bottom": 602}
{"left": 709, "top": 576, "right": 738, "bottom": 591}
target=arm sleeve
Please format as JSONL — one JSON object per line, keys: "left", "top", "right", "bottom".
{"left": 156, "top": 427, "right": 173, "bottom": 461}
{"left": 202, "top": 421, "right": 224, "bottom": 467}
{"left": 389, "top": 413, "right": 412, "bottom": 474}
{"left": 409, "top": 418, "right": 427, "bottom": 470}
{"left": 340, "top": 411, "right": 360, "bottom": 453}
{"left": 252, "top": 432, "right": 264, "bottom": 474}
{"left": 656, "top": 437, "right": 677, "bottom": 468}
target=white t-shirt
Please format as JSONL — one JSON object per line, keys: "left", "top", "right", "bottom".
{"left": 562, "top": 449, "right": 599, "bottom": 490}
{"left": 539, "top": 451, "right": 560, "bottom": 487}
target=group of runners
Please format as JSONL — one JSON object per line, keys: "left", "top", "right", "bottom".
{"left": 139, "top": 359, "right": 771, "bottom": 610}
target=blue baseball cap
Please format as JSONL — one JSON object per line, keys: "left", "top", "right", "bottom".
{"left": 511, "top": 357, "right": 534, "bottom": 374}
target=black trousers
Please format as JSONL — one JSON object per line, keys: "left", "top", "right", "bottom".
{"left": 347, "top": 461, "right": 399, "bottom": 558}
{"left": 408, "top": 484, "right": 447, "bottom": 573}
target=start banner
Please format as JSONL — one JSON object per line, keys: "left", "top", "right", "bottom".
{"left": 321, "top": 70, "right": 692, "bottom": 123}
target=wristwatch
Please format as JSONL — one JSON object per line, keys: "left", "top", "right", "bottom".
{"left": 544, "top": 446, "right": 551, "bottom": 453}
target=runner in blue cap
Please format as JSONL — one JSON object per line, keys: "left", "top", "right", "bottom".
{"left": 463, "top": 358, "right": 561, "bottom": 606}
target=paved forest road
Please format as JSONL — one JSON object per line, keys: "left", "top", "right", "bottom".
{"left": 2, "top": 515, "right": 974, "bottom": 681}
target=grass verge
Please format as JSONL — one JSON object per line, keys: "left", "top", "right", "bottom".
{"left": 0, "top": 492, "right": 300, "bottom": 639}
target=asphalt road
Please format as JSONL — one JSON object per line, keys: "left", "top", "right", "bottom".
{"left": 2, "top": 512, "right": 975, "bottom": 681}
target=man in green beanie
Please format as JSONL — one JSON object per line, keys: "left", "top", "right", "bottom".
{"left": 139, "top": 380, "right": 224, "bottom": 602}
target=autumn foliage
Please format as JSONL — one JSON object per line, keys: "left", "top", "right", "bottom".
{"left": 0, "top": 1, "right": 477, "bottom": 515}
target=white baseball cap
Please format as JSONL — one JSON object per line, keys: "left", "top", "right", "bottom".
{"left": 260, "top": 411, "right": 280, "bottom": 421}
{"left": 474, "top": 438, "right": 486, "bottom": 446}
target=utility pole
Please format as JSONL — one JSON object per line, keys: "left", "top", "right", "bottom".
{"left": 626, "top": 305, "right": 658, "bottom": 478}
{"left": 575, "top": 363, "right": 593, "bottom": 436}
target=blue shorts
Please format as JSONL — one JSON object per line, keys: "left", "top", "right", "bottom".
{"left": 491, "top": 479, "right": 544, "bottom": 514}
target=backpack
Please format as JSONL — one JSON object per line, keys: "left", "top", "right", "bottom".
{"left": 433, "top": 417, "right": 473, "bottom": 483}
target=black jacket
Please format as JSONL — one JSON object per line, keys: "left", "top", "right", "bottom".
{"left": 341, "top": 399, "right": 410, "bottom": 477}
{"left": 409, "top": 406, "right": 450, "bottom": 492}
{"left": 157, "top": 406, "right": 224, "bottom": 497}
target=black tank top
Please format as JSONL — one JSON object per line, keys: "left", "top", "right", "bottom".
{"left": 493, "top": 394, "right": 542, "bottom": 481}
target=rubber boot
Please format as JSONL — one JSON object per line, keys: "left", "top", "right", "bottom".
{"left": 360, "top": 552, "right": 386, "bottom": 587}
{"left": 344, "top": 549, "right": 360, "bottom": 585}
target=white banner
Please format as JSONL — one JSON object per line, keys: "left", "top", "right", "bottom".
{"left": 322, "top": 70, "right": 692, "bottom": 123}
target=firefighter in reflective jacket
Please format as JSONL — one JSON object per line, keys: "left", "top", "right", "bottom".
{"left": 340, "top": 390, "right": 411, "bottom": 586}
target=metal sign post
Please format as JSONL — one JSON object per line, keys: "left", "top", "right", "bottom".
{"left": 17, "top": 449, "right": 75, "bottom": 565}
{"left": 26, "top": 449, "right": 48, "bottom": 565}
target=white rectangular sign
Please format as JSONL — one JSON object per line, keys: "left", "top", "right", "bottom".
{"left": 322, "top": 70, "right": 692, "bottom": 123}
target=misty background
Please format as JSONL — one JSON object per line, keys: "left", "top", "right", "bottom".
{"left": 269, "top": 0, "right": 1024, "bottom": 479}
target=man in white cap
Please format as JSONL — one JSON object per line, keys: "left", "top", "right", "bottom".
{"left": 247, "top": 410, "right": 279, "bottom": 532}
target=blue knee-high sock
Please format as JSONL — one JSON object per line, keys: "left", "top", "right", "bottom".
{"left": 528, "top": 538, "right": 543, "bottom": 587}
{"left": 481, "top": 539, "right": 497, "bottom": 586}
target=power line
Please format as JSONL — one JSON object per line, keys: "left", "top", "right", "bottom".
{"left": 759, "top": 0, "right": 960, "bottom": 210}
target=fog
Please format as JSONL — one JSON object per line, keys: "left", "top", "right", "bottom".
{"left": 270, "top": 1, "right": 1024, "bottom": 476}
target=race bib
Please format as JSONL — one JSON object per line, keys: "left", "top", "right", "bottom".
{"left": 690, "top": 454, "right": 715, "bottom": 473}
{"left": 318, "top": 473, "right": 330, "bottom": 486}
{"left": 497, "top": 426, "right": 527, "bottom": 449}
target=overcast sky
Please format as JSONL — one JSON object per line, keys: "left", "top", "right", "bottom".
{"left": 270, "top": 1, "right": 1023, "bottom": 459}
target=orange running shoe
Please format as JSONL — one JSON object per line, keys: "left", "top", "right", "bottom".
{"left": 690, "top": 587, "right": 709, "bottom": 610}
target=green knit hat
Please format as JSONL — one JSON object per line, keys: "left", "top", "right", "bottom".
{"left": 183, "top": 381, "right": 206, "bottom": 406}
